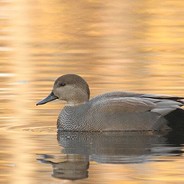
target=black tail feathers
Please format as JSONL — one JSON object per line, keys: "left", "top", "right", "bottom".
{"left": 165, "top": 108, "right": 184, "bottom": 131}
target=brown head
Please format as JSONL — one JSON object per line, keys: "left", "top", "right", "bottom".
{"left": 36, "top": 74, "right": 90, "bottom": 106}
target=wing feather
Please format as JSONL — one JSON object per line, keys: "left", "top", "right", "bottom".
{"left": 91, "top": 97, "right": 156, "bottom": 113}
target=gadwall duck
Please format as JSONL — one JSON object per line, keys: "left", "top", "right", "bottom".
{"left": 36, "top": 74, "right": 184, "bottom": 131}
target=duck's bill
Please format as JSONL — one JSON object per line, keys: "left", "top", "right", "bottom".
{"left": 36, "top": 91, "right": 58, "bottom": 105}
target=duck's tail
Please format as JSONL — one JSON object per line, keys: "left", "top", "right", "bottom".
{"left": 165, "top": 108, "right": 184, "bottom": 131}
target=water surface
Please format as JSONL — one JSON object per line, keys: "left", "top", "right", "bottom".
{"left": 0, "top": 0, "right": 184, "bottom": 183}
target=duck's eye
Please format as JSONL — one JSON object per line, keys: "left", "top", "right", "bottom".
{"left": 59, "top": 82, "right": 66, "bottom": 87}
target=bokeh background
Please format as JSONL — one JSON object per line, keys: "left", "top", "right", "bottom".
{"left": 0, "top": 0, "right": 184, "bottom": 183}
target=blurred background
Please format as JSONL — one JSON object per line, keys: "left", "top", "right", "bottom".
{"left": 0, "top": 0, "right": 184, "bottom": 183}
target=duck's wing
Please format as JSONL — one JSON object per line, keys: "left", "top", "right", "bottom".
{"left": 90, "top": 97, "right": 155, "bottom": 113}
{"left": 141, "top": 93, "right": 184, "bottom": 104}
{"left": 91, "top": 91, "right": 184, "bottom": 104}
{"left": 87, "top": 97, "right": 160, "bottom": 131}
{"left": 91, "top": 92, "right": 184, "bottom": 108}
{"left": 90, "top": 96, "right": 183, "bottom": 115}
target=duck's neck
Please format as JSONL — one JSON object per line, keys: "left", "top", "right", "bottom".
{"left": 65, "top": 88, "right": 89, "bottom": 106}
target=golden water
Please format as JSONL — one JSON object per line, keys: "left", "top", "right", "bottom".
{"left": 0, "top": 0, "right": 184, "bottom": 183}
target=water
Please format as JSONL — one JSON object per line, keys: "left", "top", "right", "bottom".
{"left": 0, "top": 0, "right": 184, "bottom": 183}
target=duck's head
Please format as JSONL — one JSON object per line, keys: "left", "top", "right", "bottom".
{"left": 36, "top": 74, "right": 90, "bottom": 106}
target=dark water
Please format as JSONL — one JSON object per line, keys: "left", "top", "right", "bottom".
{"left": 0, "top": 0, "right": 184, "bottom": 183}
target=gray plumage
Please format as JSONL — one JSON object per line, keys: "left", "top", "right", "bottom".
{"left": 37, "top": 74, "right": 184, "bottom": 131}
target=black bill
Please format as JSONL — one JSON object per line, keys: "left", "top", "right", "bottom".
{"left": 36, "top": 91, "right": 58, "bottom": 105}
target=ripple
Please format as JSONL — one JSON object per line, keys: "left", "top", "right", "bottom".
{"left": 22, "top": 126, "right": 56, "bottom": 134}
{"left": 1, "top": 125, "right": 56, "bottom": 134}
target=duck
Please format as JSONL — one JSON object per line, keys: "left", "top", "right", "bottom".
{"left": 36, "top": 74, "right": 184, "bottom": 132}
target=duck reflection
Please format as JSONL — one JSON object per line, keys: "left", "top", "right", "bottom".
{"left": 37, "top": 154, "right": 89, "bottom": 180}
{"left": 57, "top": 131, "right": 182, "bottom": 163}
{"left": 38, "top": 131, "right": 184, "bottom": 180}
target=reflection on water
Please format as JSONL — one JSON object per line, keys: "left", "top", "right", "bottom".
{"left": 0, "top": 0, "right": 184, "bottom": 183}
{"left": 38, "top": 154, "right": 89, "bottom": 180}
{"left": 38, "top": 131, "right": 184, "bottom": 181}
